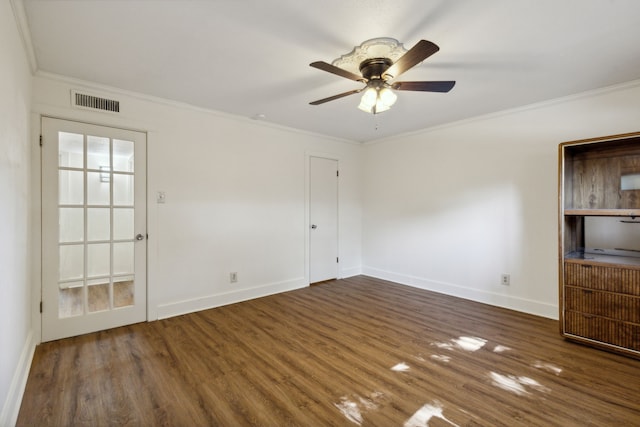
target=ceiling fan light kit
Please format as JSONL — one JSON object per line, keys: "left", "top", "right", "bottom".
{"left": 357, "top": 82, "right": 397, "bottom": 114}
{"left": 356, "top": 57, "right": 398, "bottom": 114}
{"left": 310, "top": 37, "right": 455, "bottom": 114}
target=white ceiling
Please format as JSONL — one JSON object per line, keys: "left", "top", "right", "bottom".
{"left": 22, "top": 0, "right": 640, "bottom": 142}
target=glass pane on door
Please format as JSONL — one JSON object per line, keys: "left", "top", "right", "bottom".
{"left": 59, "top": 170, "right": 84, "bottom": 205}
{"left": 87, "top": 208, "right": 110, "bottom": 241}
{"left": 87, "top": 171, "right": 110, "bottom": 205}
{"left": 58, "top": 132, "right": 83, "bottom": 168}
{"left": 113, "top": 242, "right": 134, "bottom": 275}
{"left": 87, "top": 280, "right": 110, "bottom": 313}
{"left": 59, "top": 245, "right": 84, "bottom": 281}
{"left": 59, "top": 208, "right": 83, "bottom": 243}
{"left": 114, "top": 278, "right": 134, "bottom": 308}
{"left": 113, "top": 208, "right": 134, "bottom": 240}
{"left": 87, "top": 243, "right": 110, "bottom": 277}
{"left": 87, "top": 135, "right": 110, "bottom": 170}
{"left": 59, "top": 283, "right": 84, "bottom": 318}
{"left": 113, "top": 139, "right": 134, "bottom": 172}
{"left": 113, "top": 174, "right": 134, "bottom": 205}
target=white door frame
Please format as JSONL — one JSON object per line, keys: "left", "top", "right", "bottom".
{"left": 305, "top": 152, "right": 340, "bottom": 284}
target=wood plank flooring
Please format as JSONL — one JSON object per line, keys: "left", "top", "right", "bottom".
{"left": 17, "top": 276, "right": 640, "bottom": 426}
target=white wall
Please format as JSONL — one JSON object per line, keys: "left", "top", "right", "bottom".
{"left": 32, "top": 73, "right": 363, "bottom": 322}
{"left": 29, "top": 70, "right": 640, "bottom": 326}
{"left": 0, "top": 1, "right": 35, "bottom": 425}
{"left": 362, "top": 81, "right": 640, "bottom": 319}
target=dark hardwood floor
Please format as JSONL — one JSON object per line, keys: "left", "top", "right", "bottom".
{"left": 17, "top": 276, "right": 640, "bottom": 426}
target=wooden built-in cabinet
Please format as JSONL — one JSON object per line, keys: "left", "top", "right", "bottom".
{"left": 559, "top": 132, "right": 640, "bottom": 358}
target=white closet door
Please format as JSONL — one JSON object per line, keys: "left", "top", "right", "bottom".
{"left": 309, "top": 156, "right": 338, "bottom": 283}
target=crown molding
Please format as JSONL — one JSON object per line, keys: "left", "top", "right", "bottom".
{"left": 9, "top": 0, "right": 37, "bottom": 73}
{"left": 34, "top": 70, "right": 361, "bottom": 146}
{"left": 365, "top": 78, "right": 640, "bottom": 146}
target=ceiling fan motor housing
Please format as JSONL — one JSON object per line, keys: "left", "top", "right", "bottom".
{"left": 359, "top": 57, "right": 393, "bottom": 80}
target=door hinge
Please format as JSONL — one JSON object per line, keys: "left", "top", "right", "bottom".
{"left": 336, "top": 257, "right": 339, "bottom": 263}
{"left": 39, "top": 301, "right": 43, "bottom": 313}
{"left": 336, "top": 170, "right": 339, "bottom": 177}
{"left": 39, "top": 135, "right": 43, "bottom": 147}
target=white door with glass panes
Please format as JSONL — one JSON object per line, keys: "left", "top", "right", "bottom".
{"left": 41, "top": 117, "right": 147, "bottom": 342}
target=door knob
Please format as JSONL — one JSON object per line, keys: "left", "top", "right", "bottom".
{"left": 136, "top": 233, "right": 145, "bottom": 241}
{"left": 311, "top": 224, "right": 317, "bottom": 229}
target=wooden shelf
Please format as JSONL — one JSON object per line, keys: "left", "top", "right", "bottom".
{"left": 564, "top": 209, "right": 640, "bottom": 217}
{"left": 559, "top": 132, "right": 640, "bottom": 358}
{"left": 565, "top": 252, "right": 640, "bottom": 268}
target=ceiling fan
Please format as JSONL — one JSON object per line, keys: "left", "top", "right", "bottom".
{"left": 309, "top": 39, "right": 455, "bottom": 114}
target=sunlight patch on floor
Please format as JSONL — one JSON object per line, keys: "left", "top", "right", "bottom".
{"left": 430, "top": 354, "right": 451, "bottom": 363}
{"left": 493, "top": 345, "right": 511, "bottom": 353}
{"left": 489, "top": 372, "right": 527, "bottom": 395}
{"left": 335, "top": 397, "right": 362, "bottom": 425}
{"left": 433, "top": 341, "right": 455, "bottom": 350}
{"left": 391, "top": 362, "right": 410, "bottom": 372}
{"left": 533, "top": 361, "right": 562, "bottom": 375}
{"left": 433, "top": 336, "right": 486, "bottom": 351}
{"left": 404, "top": 401, "right": 460, "bottom": 427}
{"left": 334, "top": 392, "right": 385, "bottom": 425}
{"left": 489, "top": 372, "right": 550, "bottom": 395}
{"left": 454, "top": 336, "right": 487, "bottom": 351}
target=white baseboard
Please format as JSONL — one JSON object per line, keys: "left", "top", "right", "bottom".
{"left": 156, "top": 277, "right": 307, "bottom": 320}
{"left": 340, "top": 266, "right": 362, "bottom": 278}
{"left": 0, "top": 329, "right": 37, "bottom": 427}
{"left": 362, "top": 266, "right": 558, "bottom": 320}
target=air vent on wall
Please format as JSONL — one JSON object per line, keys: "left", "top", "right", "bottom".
{"left": 71, "top": 90, "right": 120, "bottom": 113}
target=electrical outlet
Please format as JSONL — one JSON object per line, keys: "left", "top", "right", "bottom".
{"left": 230, "top": 272, "right": 238, "bottom": 283}
{"left": 501, "top": 273, "right": 510, "bottom": 286}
